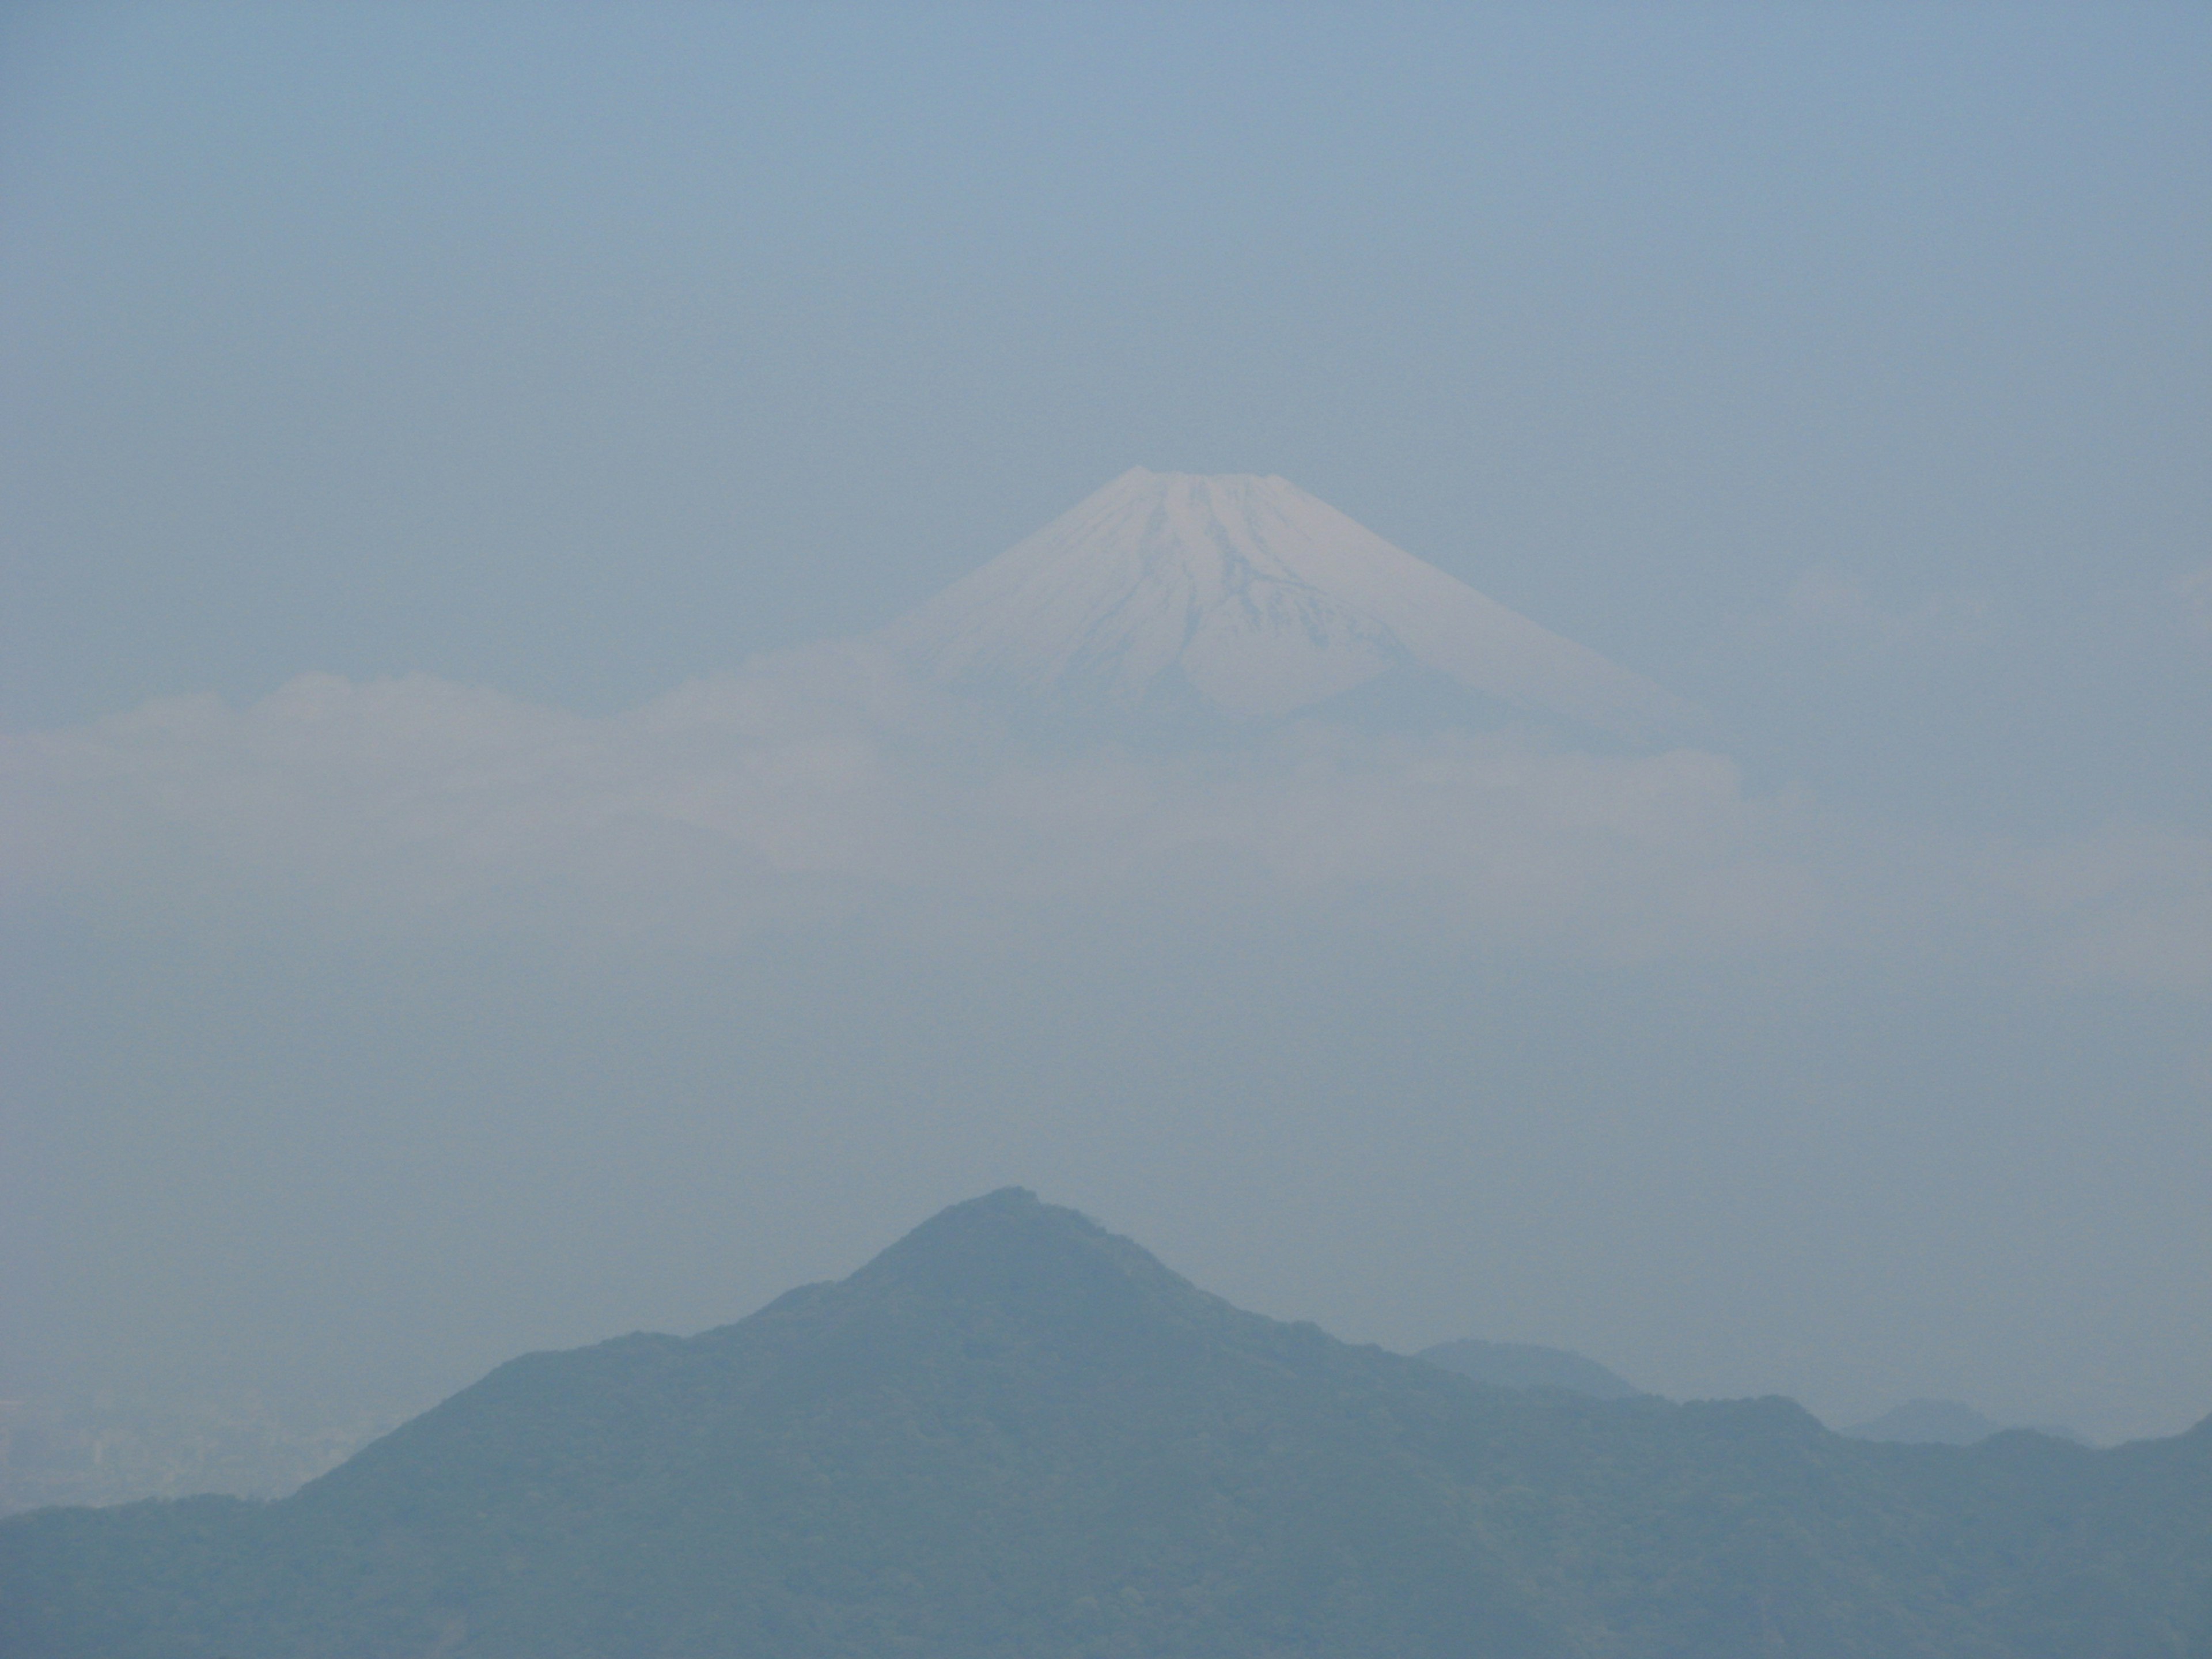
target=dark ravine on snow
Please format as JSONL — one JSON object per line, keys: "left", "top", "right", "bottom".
{"left": 4, "top": 1189, "right": 2210, "bottom": 1657}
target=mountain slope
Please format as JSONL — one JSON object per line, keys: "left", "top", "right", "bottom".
{"left": 1840, "top": 1398, "right": 2007, "bottom": 1445}
{"left": 4, "top": 1190, "right": 2210, "bottom": 1658}
{"left": 1419, "top": 1337, "right": 1643, "bottom": 1401}
{"left": 882, "top": 471, "right": 1696, "bottom": 739}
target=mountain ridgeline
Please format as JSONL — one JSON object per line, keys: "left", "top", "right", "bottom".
{"left": 1417, "top": 1337, "right": 1643, "bottom": 1402}
{"left": 4, "top": 1190, "right": 2210, "bottom": 1657}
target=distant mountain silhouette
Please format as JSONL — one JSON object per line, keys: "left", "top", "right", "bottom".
{"left": 1419, "top": 1337, "right": 1643, "bottom": 1400}
{"left": 1840, "top": 1398, "right": 2004, "bottom": 1445}
{"left": 1839, "top": 1398, "right": 2089, "bottom": 1447}
{"left": 5, "top": 1190, "right": 2210, "bottom": 1657}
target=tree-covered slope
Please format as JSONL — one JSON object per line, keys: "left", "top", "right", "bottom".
{"left": 4, "top": 1189, "right": 2210, "bottom": 1657}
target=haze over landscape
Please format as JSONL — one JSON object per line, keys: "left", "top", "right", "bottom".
{"left": 2, "top": 5, "right": 2209, "bottom": 1631}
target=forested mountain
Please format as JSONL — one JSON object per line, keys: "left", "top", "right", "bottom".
{"left": 5, "top": 1189, "right": 2210, "bottom": 1657}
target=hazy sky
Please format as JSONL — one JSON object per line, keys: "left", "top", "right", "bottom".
{"left": 3, "top": 5, "right": 2209, "bottom": 1444}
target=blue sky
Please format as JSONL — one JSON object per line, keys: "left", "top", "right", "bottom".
{"left": 2, "top": 3, "right": 2208, "bottom": 1443}
{"left": 7, "top": 5, "right": 2204, "bottom": 726}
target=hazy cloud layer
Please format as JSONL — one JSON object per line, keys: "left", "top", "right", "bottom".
{"left": 1983, "top": 826, "right": 2212, "bottom": 998}
{"left": 7, "top": 646, "right": 2205, "bottom": 995}
{"left": 1747, "top": 571, "right": 1996, "bottom": 656}
{"left": 2176, "top": 566, "right": 2212, "bottom": 642}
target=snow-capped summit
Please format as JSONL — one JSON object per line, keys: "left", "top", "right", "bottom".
{"left": 883, "top": 468, "right": 1693, "bottom": 738}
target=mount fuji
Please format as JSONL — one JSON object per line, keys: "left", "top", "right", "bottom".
{"left": 883, "top": 468, "right": 1696, "bottom": 740}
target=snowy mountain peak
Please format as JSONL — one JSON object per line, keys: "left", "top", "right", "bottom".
{"left": 883, "top": 469, "right": 1694, "bottom": 738}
